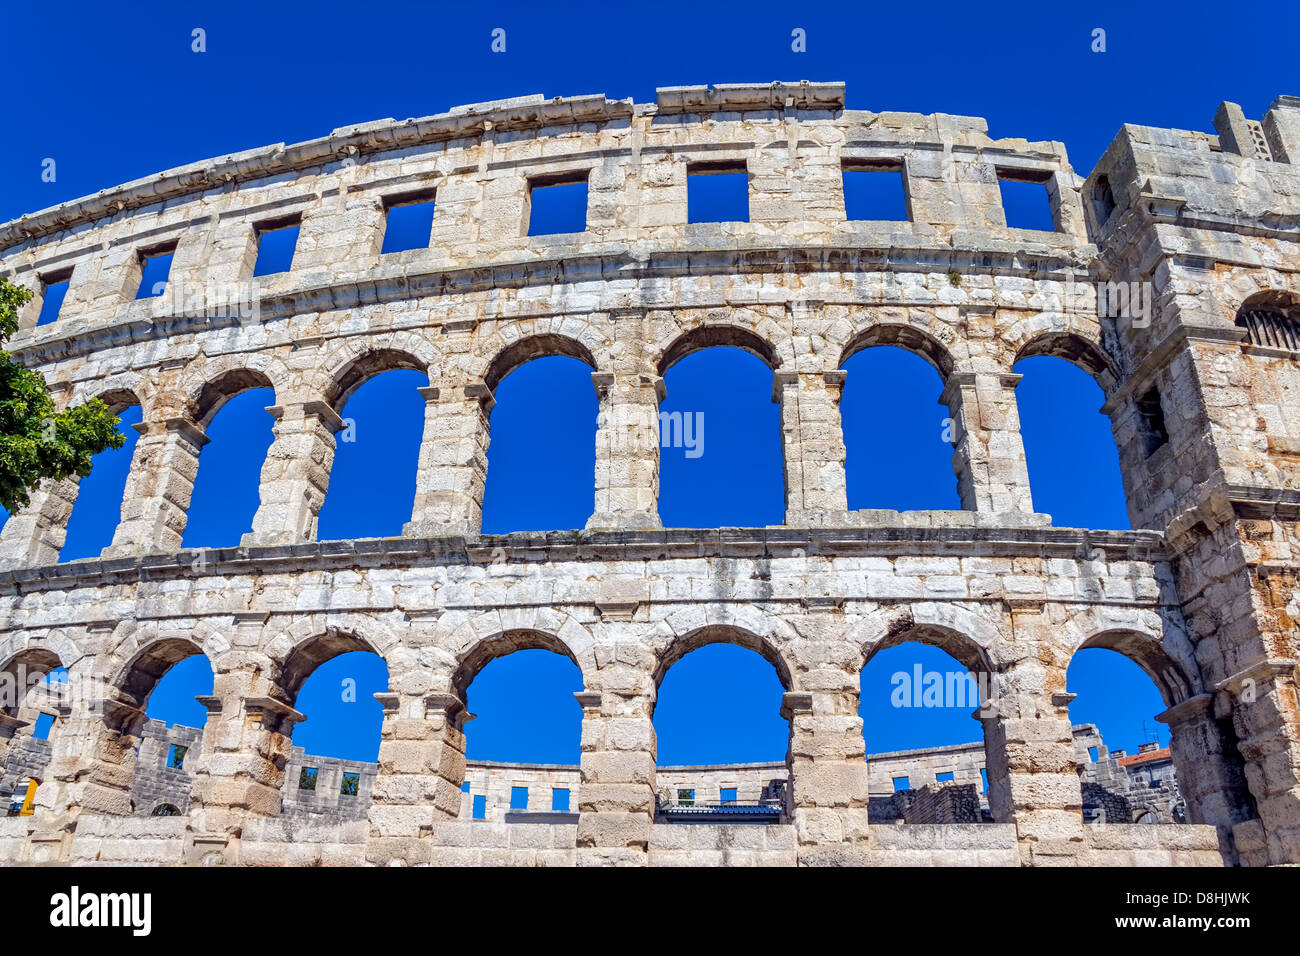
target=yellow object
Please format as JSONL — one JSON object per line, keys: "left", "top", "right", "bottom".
{"left": 18, "top": 779, "right": 36, "bottom": 816}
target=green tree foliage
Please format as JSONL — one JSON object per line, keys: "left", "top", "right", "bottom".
{"left": 0, "top": 277, "right": 124, "bottom": 513}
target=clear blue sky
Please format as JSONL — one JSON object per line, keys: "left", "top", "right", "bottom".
{"left": 9, "top": 0, "right": 1294, "bottom": 767}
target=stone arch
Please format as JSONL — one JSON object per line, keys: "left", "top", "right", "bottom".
{"left": 266, "top": 619, "right": 398, "bottom": 705}
{"left": 652, "top": 605, "right": 798, "bottom": 691}
{"left": 66, "top": 376, "right": 148, "bottom": 416}
{"left": 481, "top": 333, "right": 597, "bottom": 392}
{"left": 1072, "top": 628, "right": 1197, "bottom": 709}
{"left": 446, "top": 608, "right": 596, "bottom": 700}
{"left": 1058, "top": 604, "right": 1200, "bottom": 707}
{"left": 1012, "top": 327, "right": 1118, "bottom": 390}
{"left": 187, "top": 366, "right": 278, "bottom": 428}
{"left": 320, "top": 338, "right": 435, "bottom": 412}
{"left": 656, "top": 324, "right": 782, "bottom": 375}
{"left": 0, "top": 631, "right": 85, "bottom": 685}
{"left": 855, "top": 602, "right": 1000, "bottom": 674}
{"left": 838, "top": 322, "right": 956, "bottom": 380}
{"left": 109, "top": 635, "right": 207, "bottom": 711}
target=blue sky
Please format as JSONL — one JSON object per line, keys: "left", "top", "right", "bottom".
{"left": 8, "top": 0, "right": 1294, "bottom": 768}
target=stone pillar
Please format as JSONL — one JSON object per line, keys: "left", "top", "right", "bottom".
{"left": 404, "top": 383, "right": 492, "bottom": 538}
{"left": 242, "top": 400, "right": 343, "bottom": 547}
{"left": 1156, "top": 693, "right": 1255, "bottom": 834}
{"left": 942, "top": 371, "right": 1039, "bottom": 518}
{"left": 103, "top": 416, "right": 207, "bottom": 557}
{"left": 1217, "top": 658, "right": 1300, "bottom": 865}
{"left": 588, "top": 371, "right": 662, "bottom": 531}
{"left": 787, "top": 673, "right": 871, "bottom": 865}
{"left": 365, "top": 691, "right": 468, "bottom": 866}
{"left": 775, "top": 370, "right": 850, "bottom": 526}
{"left": 185, "top": 667, "right": 301, "bottom": 865}
{"left": 0, "top": 477, "right": 79, "bottom": 568}
{"left": 983, "top": 631, "right": 1086, "bottom": 865}
{"left": 576, "top": 662, "right": 656, "bottom": 866}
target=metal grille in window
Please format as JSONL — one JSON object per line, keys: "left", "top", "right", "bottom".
{"left": 1237, "top": 308, "right": 1300, "bottom": 351}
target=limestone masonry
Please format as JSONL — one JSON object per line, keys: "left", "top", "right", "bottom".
{"left": 0, "top": 82, "right": 1297, "bottom": 866}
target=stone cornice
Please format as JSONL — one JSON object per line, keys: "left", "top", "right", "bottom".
{"left": 0, "top": 525, "right": 1170, "bottom": 596}
{"left": 7, "top": 239, "right": 1098, "bottom": 368}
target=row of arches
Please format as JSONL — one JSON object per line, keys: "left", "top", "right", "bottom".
{"left": 45, "top": 332, "right": 1130, "bottom": 560}
{"left": 3, "top": 613, "right": 1198, "bottom": 827}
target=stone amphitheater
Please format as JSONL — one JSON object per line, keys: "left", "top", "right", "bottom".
{"left": 0, "top": 82, "right": 1296, "bottom": 867}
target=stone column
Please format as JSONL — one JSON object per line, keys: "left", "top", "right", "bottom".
{"left": 404, "top": 383, "right": 492, "bottom": 538}
{"left": 103, "top": 416, "right": 207, "bottom": 557}
{"left": 242, "top": 400, "right": 343, "bottom": 547}
{"left": 576, "top": 661, "right": 657, "bottom": 866}
{"left": 1217, "top": 658, "right": 1300, "bottom": 865}
{"left": 365, "top": 691, "right": 468, "bottom": 866}
{"left": 775, "top": 370, "right": 850, "bottom": 526}
{"left": 185, "top": 666, "right": 301, "bottom": 865}
{"left": 588, "top": 371, "right": 662, "bottom": 531}
{"left": 982, "top": 614, "right": 1086, "bottom": 865}
{"left": 0, "top": 477, "right": 79, "bottom": 568}
{"left": 1156, "top": 693, "right": 1255, "bottom": 834}
{"left": 786, "top": 672, "right": 871, "bottom": 865}
{"left": 941, "top": 371, "right": 1039, "bottom": 519}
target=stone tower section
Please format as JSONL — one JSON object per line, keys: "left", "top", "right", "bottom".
{"left": 0, "top": 83, "right": 1292, "bottom": 866}
{"left": 1088, "top": 96, "right": 1300, "bottom": 867}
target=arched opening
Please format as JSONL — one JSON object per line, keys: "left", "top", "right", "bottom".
{"left": 658, "top": 343, "right": 782, "bottom": 528}
{"left": 183, "top": 374, "right": 276, "bottom": 549}
{"left": 860, "top": 629, "right": 993, "bottom": 824}
{"left": 653, "top": 629, "right": 790, "bottom": 821}
{"left": 151, "top": 803, "right": 180, "bottom": 816}
{"left": 277, "top": 635, "right": 389, "bottom": 815}
{"left": 1067, "top": 643, "right": 1184, "bottom": 825}
{"left": 112, "top": 640, "right": 214, "bottom": 817}
{"left": 61, "top": 394, "right": 142, "bottom": 561}
{"left": 317, "top": 368, "right": 427, "bottom": 540}
{"left": 1013, "top": 351, "right": 1129, "bottom": 529}
{"left": 1234, "top": 290, "right": 1300, "bottom": 350}
{"left": 0, "top": 654, "right": 67, "bottom": 815}
{"left": 840, "top": 343, "right": 960, "bottom": 511}
{"left": 456, "top": 634, "right": 584, "bottom": 820}
{"left": 481, "top": 353, "right": 597, "bottom": 533}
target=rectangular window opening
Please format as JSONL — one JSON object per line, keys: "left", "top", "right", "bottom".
{"left": 687, "top": 162, "right": 749, "bottom": 224}
{"left": 996, "top": 169, "right": 1056, "bottom": 232}
{"left": 299, "top": 767, "right": 318, "bottom": 791}
{"left": 460, "top": 781, "right": 471, "bottom": 793}
{"left": 340, "top": 772, "right": 360, "bottom": 797}
{"left": 510, "top": 785, "right": 529, "bottom": 810}
{"left": 36, "top": 271, "right": 72, "bottom": 326}
{"left": 676, "top": 788, "right": 695, "bottom": 806}
{"left": 527, "top": 175, "right": 589, "bottom": 236}
{"left": 32, "top": 713, "right": 54, "bottom": 741}
{"left": 167, "top": 744, "right": 187, "bottom": 769}
{"left": 551, "top": 788, "right": 570, "bottom": 812}
{"left": 1088, "top": 746, "right": 1100, "bottom": 763}
{"left": 1138, "top": 386, "right": 1169, "bottom": 456}
{"left": 892, "top": 776, "right": 910, "bottom": 793}
{"left": 252, "top": 217, "right": 301, "bottom": 276}
{"left": 472, "top": 794, "right": 487, "bottom": 819}
{"left": 842, "top": 161, "right": 909, "bottom": 221}
{"left": 381, "top": 191, "right": 437, "bottom": 254}
{"left": 135, "top": 244, "right": 176, "bottom": 299}
{"left": 936, "top": 771, "right": 955, "bottom": 783}
{"left": 980, "top": 768, "right": 989, "bottom": 794}
{"left": 719, "top": 787, "right": 738, "bottom": 805}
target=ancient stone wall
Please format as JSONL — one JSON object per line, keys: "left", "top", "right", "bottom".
{"left": 0, "top": 83, "right": 1295, "bottom": 865}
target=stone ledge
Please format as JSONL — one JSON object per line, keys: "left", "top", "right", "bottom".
{"left": 0, "top": 524, "right": 1170, "bottom": 593}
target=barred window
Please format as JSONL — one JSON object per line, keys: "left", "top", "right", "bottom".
{"left": 1236, "top": 307, "right": 1300, "bottom": 351}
